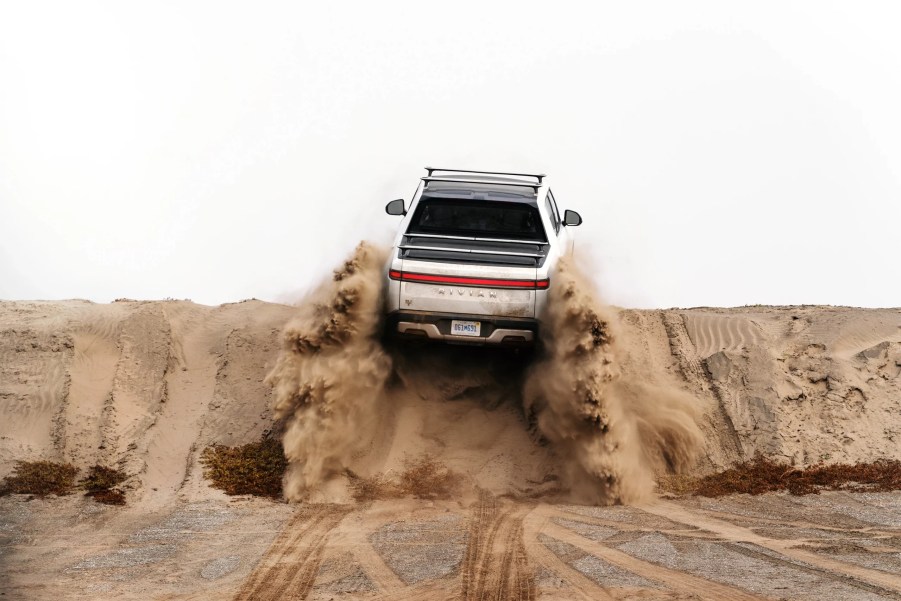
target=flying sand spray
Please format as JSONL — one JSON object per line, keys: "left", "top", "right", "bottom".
{"left": 267, "top": 243, "right": 702, "bottom": 504}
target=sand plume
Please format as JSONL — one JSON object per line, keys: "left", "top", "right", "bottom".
{"left": 265, "top": 242, "right": 392, "bottom": 501}
{"left": 265, "top": 246, "right": 702, "bottom": 504}
{"left": 523, "top": 258, "right": 703, "bottom": 504}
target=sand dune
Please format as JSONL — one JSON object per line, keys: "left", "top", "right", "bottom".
{"left": 2, "top": 299, "right": 899, "bottom": 498}
{"left": 0, "top": 299, "right": 292, "bottom": 507}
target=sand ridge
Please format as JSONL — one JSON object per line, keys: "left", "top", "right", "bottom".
{"left": 2, "top": 301, "right": 900, "bottom": 495}
{"left": 0, "top": 298, "right": 294, "bottom": 507}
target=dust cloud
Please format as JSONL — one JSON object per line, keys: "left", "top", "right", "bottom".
{"left": 266, "top": 242, "right": 392, "bottom": 501}
{"left": 268, "top": 245, "right": 702, "bottom": 504}
{"left": 523, "top": 258, "right": 703, "bottom": 504}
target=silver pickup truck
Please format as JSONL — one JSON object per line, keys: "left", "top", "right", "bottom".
{"left": 384, "top": 167, "right": 582, "bottom": 346}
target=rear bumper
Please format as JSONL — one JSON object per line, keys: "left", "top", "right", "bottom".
{"left": 386, "top": 310, "right": 537, "bottom": 346}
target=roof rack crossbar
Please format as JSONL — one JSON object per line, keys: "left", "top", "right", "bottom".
{"left": 399, "top": 244, "right": 544, "bottom": 258}
{"left": 421, "top": 177, "right": 540, "bottom": 192}
{"left": 425, "top": 167, "right": 545, "bottom": 184}
{"left": 404, "top": 232, "right": 546, "bottom": 245}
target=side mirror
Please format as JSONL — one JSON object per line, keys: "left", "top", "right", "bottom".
{"left": 385, "top": 198, "right": 406, "bottom": 216}
{"left": 563, "top": 209, "right": 582, "bottom": 226}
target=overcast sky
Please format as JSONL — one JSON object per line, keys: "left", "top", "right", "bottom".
{"left": 1, "top": 1, "right": 899, "bottom": 308}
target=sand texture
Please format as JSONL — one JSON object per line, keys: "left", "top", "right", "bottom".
{"left": 2, "top": 299, "right": 901, "bottom": 600}
{"left": 2, "top": 300, "right": 899, "bottom": 489}
{"left": 0, "top": 299, "right": 293, "bottom": 509}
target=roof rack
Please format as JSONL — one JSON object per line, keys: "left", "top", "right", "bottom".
{"left": 421, "top": 177, "right": 541, "bottom": 192}
{"left": 425, "top": 167, "right": 546, "bottom": 184}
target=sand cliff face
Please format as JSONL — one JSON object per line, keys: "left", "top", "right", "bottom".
{"left": 1, "top": 299, "right": 899, "bottom": 502}
{"left": 0, "top": 299, "right": 292, "bottom": 507}
{"left": 617, "top": 307, "right": 901, "bottom": 468}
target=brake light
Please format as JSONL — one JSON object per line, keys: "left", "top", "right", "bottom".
{"left": 389, "top": 270, "right": 549, "bottom": 290}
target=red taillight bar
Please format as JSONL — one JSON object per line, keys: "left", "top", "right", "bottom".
{"left": 389, "top": 270, "right": 548, "bottom": 290}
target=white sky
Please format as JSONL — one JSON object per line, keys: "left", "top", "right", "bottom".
{"left": 1, "top": 1, "right": 899, "bottom": 308}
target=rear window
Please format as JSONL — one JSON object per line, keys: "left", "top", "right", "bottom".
{"left": 406, "top": 198, "right": 547, "bottom": 242}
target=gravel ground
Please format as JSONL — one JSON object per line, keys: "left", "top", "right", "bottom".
{"left": 1, "top": 492, "right": 900, "bottom": 600}
{"left": 369, "top": 513, "right": 466, "bottom": 585}
{"left": 539, "top": 533, "right": 661, "bottom": 589}
{"left": 557, "top": 504, "right": 696, "bottom": 531}
{"left": 552, "top": 517, "right": 619, "bottom": 542}
{"left": 617, "top": 533, "right": 887, "bottom": 601}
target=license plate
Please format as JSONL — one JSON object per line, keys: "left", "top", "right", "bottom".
{"left": 451, "top": 320, "right": 481, "bottom": 337}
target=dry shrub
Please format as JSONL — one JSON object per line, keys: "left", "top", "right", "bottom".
{"left": 398, "top": 455, "right": 462, "bottom": 499}
{"left": 201, "top": 437, "right": 287, "bottom": 499}
{"left": 349, "top": 455, "right": 462, "bottom": 502}
{"left": 89, "top": 489, "right": 127, "bottom": 506}
{"left": 0, "top": 461, "right": 79, "bottom": 497}
{"left": 80, "top": 465, "right": 127, "bottom": 492}
{"left": 0, "top": 462, "right": 130, "bottom": 504}
{"left": 656, "top": 473, "right": 698, "bottom": 496}
{"left": 79, "top": 465, "right": 129, "bottom": 505}
{"left": 693, "top": 454, "right": 901, "bottom": 497}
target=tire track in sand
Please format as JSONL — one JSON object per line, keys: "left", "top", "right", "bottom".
{"left": 641, "top": 500, "right": 901, "bottom": 597}
{"left": 534, "top": 505, "right": 764, "bottom": 601}
{"left": 232, "top": 504, "right": 350, "bottom": 601}
{"left": 661, "top": 311, "right": 744, "bottom": 464}
{"left": 461, "top": 492, "right": 536, "bottom": 601}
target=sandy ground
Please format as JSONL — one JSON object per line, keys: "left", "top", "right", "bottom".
{"left": 1, "top": 299, "right": 900, "bottom": 599}
{"left": 2, "top": 492, "right": 900, "bottom": 600}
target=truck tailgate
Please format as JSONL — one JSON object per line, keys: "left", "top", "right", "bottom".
{"left": 395, "top": 259, "right": 537, "bottom": 318}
